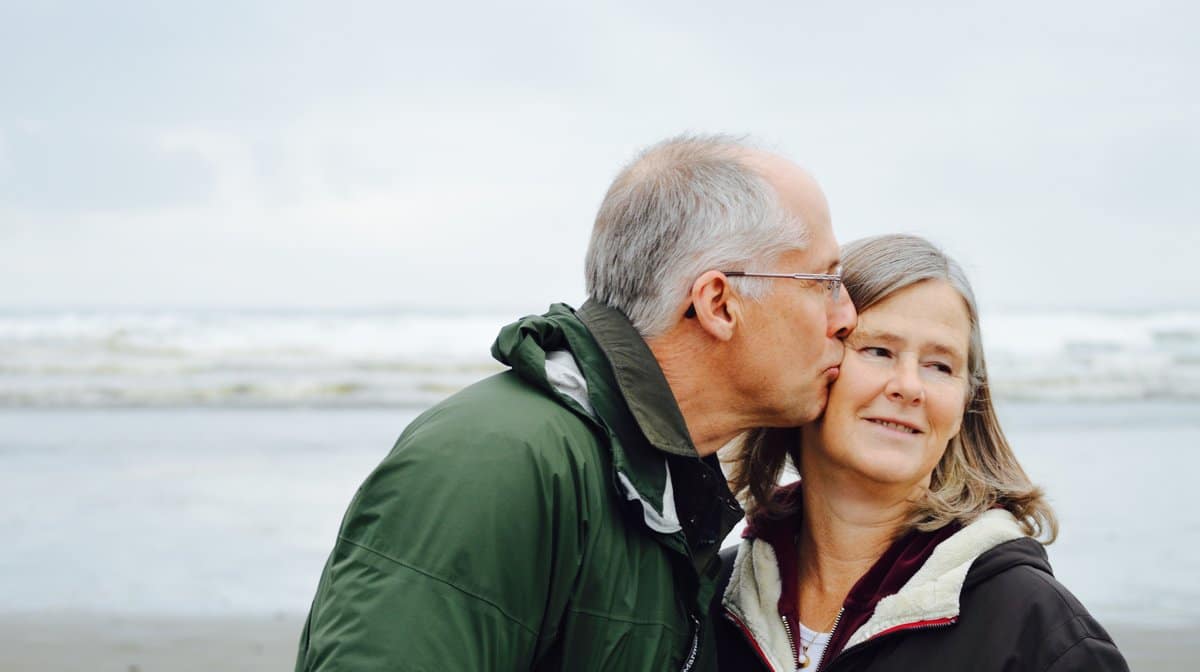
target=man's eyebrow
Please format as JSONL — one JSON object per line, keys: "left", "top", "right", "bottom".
{"left": 825, "top": 258, "right": 841, "bottom": 274}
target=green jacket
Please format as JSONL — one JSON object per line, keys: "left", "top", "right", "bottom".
{"left": 295, "top": 300, "right": 742, "bottom": 671}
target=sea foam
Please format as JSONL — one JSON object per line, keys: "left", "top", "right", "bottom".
{"left": 2, "top": 307, "right": 1199, "bottom": 406}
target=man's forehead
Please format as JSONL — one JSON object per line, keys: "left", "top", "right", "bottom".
{"left": 797, "top": 220, "right": 840, "bottom": 271}
{"left": 776, "top": 175, "right": 829, "bottom": 229}
{"left": 747, "top": 150, "right": 838, "bottom": 271}
{"left": 779, "top": 240, "right": 839, "bottom": 273}
{"left": 747, "top": 150, "right": 829, "bottom": 224}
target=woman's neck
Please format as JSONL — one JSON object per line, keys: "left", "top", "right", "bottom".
{"left": 795, "top": 469, "right": 916, "bottom": 630}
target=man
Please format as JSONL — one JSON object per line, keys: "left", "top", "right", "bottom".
{"left": 294, "top": 135, "right": 857, "bottom": 671}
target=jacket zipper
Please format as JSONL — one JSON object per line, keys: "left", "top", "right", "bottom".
{"left": 732, "top": 605, "right": 954, "bottom": 672}
{"left": 811, "top": 608, "right": 845, "bottom": 672}
{"left": 820, "top": 617, "right": 956, "bottom": 671}
{"left": 780, "top": 615, "right": 799, "bottom": 670}
{"left": 868, "top": 616, "right": 956, "bottom": 640}
{"left": 782, "top": 606, "right": 844, "bottom": 672}
{"left": 679, "top": 614, "right": 701, "bottom": 672}
{"left": 730, "top": 597, "right": 957, "bottom": 671}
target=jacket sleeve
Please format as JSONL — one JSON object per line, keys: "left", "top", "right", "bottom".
{"left": 1043, "top": 635, "right": 1129, "bottom": 672}
{"left": 295, "top": 414, "right": 590, "bottom": 671}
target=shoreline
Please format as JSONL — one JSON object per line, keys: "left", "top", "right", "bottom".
{"left": 0, "top": 612, "right": 1192, "bottom": 671}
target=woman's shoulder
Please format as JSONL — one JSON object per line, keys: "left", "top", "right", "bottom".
{"left": 965, "top": 537, "right": 1087, "bottom": 622}
{"left": 961, "top": 537, "right": 1128, "bottom": 671}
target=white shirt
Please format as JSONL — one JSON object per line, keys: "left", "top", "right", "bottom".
{"left": 798, "top": 622, "right": 832, "bottom": 670}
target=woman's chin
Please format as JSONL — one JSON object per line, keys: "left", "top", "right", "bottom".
{"left": 838, "top": 452, "right": 933, "bottom": 491}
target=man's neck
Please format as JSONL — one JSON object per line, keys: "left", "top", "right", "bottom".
{"left": 647, "top": 334, "right": 748, "bottom": 457}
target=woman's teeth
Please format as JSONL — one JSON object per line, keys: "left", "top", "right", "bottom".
{"left": 870, "top": 419, "right": 918, "bottom": 434}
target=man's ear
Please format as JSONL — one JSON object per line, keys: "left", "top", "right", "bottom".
{"left": 688, "top": 271, "right": 739, "bottom": 341}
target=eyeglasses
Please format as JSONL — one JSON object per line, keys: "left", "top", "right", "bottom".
{"left": 683, "top": 266, "right": 844, "bottom": 318}
{"left": 722, "top": 265, "right": 844, "bottom": 303}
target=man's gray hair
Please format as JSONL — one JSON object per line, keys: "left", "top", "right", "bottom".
{"left": 585, "top": 134, "right": 808, "bottom": 337}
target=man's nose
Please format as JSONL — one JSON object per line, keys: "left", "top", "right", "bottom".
{"left": 829, "top": 290, "right": 857, "bottom": 339}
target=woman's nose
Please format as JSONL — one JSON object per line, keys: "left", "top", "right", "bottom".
{"left": 885, "top": 359, "right": 924, "bottom": 404}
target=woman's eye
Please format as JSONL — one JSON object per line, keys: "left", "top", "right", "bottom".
{"left": 862, "top": 346, "right": 891, "bottom": 358}
{"left": 927, "top": 361, "right": 953, "bottom": 375}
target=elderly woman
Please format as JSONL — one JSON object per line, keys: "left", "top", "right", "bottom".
{"left": 713, "top": 234, "right": 1127, "bottom": 671}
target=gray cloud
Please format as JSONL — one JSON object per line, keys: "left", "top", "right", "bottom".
{"left": 1, "top": 0, "right": 1197, "bottom": 310}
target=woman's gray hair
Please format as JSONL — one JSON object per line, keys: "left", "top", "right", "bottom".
{"left": 585, "top": 134, "right": 807, "bottom": 337}
{"left": 728, "top": 233, "right": 1058, "bottom": 542}
{"left": 842, "top": 234, "right": 986, "bottom": 401}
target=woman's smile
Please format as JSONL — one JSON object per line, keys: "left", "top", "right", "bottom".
{"left": 862, "top": 416, "right": 923, "bottom": 435}
{"left": 804, "top": 279, "right": 971, "bottom": 490}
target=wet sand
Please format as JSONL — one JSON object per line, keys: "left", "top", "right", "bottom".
{"left": 0, "top": 613, "right": 301, "bottom": 672}
{"left": 0, "top": 612, "right": 1191, "bottom": 671}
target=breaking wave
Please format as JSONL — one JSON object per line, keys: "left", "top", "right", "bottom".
{"left": 2, "top": 307, "right": 1199, "bottom": 407}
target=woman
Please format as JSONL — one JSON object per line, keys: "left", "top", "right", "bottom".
{"left": 713, "top": 234, "right": 1127, "bottom": 671}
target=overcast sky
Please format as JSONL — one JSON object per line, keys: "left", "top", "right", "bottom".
{"left": 2, "top": 0, "right": 1196, "bottom": 313}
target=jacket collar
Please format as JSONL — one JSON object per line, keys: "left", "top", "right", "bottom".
{"left": 492, "top": 301, "right": 740, "bottom": 615}
{"left": 577, "top": 298, "right": 698, "bottom": 458}
{"left": 723, "top": 493, "right": 1027, "bottom": 668}
{"left": 842, "top": 509, "right": 1025, "bottom": 648}
{"left": 490, "top": 300, "right": 710, "bottom": 519}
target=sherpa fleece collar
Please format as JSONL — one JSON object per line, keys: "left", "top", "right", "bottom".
{"left": 844, "top": 509, "right": 1025, "bottom": 647}
{"left": 723, "top": 507, "right": 1026, "bottom": 668}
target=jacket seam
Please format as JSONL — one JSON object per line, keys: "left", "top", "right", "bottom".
{"left": 1023, "top": 569, "right": 1115, "bottom": 671}
{"left": 1039, "top": 634, "right": 1110, "bottom": 672}
{"left": 1027, "top": 565, "right": 1083, "bottom": 615}
{"left": 568, "top": 606, "right": 685, "bottom": 634}
{"left": 337, "top": 535, "right": 539, "bottom": 638}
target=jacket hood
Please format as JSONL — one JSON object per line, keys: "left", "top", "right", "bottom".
{"left": 491, "top": 302, "right": 594, "bottom": 415}
{"left": 491, "top": 300, "right": 696, "bottom": 456}
{"left": 491, "top": 302, "right": 683, "bottom": 526}
{"left": 491, "top": 301, "right": 740, "bottom": 578}
{"left": 963, "top": 535, "right": 1051, "bottom": 588}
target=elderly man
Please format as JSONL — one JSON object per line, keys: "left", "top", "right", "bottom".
{"left": 295, "top": 135, "right": 856, "bottom": 671}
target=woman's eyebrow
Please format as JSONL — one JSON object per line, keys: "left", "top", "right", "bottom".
{"left": 848, "top": 327, "right": 902, "bottom": 344}
{"left": 851, "top": 328, "right": 966, "bottom": 361}
{"left": 927, "top": 342, "right": 967, "bottom": 362}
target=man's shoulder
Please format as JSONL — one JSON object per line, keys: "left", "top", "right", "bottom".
{"left": 386, "top": 370, "right": 607, "bottom": 471}
{"left": 338, "top": 370, "right": 616, "bottom": 549}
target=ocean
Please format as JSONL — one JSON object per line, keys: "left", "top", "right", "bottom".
{"left": 3, "top": 306, "right": 1200, "bottom": 408}
{"left": 1, "top": 308, "right": 1198, "bottom": 631}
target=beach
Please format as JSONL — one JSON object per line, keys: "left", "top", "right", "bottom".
{"left": 0, "top": 614, "right": 1192, "bottom": 671}
{"left": 2, "top": 403, "right": 1197, "bottom": 670}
